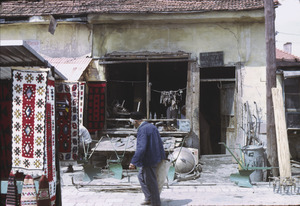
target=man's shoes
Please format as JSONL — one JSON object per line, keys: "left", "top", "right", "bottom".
{"left": 140, "top": 200, "right": 151, "bottom": 205}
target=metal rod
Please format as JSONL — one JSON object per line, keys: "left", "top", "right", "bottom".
{"left": 200, "top": 78, "right": 235, "bottom": 82}
{"left": 218, "top": 142, "right": 245, "bottom": 170}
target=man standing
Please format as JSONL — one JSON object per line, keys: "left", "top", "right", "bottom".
{"left": 129, "top": 112, "right": 166, "bottom": 206}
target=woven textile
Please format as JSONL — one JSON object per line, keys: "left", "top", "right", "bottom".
{"left": 21, "top": 175, "right": 37, "bottom": 206}
{"left": 78, "top": 82, "right": 85, "bottom": 125}
{"left": 87, "top": 82, "right": 106, "bottom": 133}
{"left": 37, "top": 175, "right": 51, "bottom": 206}
{"left": 6, "top": 171, "right": 19, "bottom": 206}
{"left": 45, "top": 79, "right": 56, "bottom": 205}
{"left": 0, "top": 80, "right": 12, "bottom": 179}
{"left": 11, "top": 70, "right": 48, "bottom": 175}
{"left": 56, "top": 82, "right": 79, "bottom": 161}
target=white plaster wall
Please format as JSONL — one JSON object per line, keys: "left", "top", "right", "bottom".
{"left": 241, "top": 66, "right": 266, "bottom": 116}
{"left": 0, "top": 23, "right": 92, "bottom": 57}
{"left": 238, "top": 66, "right": 267, "bottom": 147}
{"left": 92, "top": 22, "right": 266, "bottom": 67}
{"left": 92, "top": 21, "right": 267, "bottom": 146}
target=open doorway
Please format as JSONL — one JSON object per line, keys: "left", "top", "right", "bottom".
{"left": 200, "top": 67, "right": 235, "bottom": 155}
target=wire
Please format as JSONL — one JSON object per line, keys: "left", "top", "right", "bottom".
{"left": 276, "top": 31, "right": 300, "bottom": 36}
{"left": 152, "top": 87, "right": 186, "bottom": 93}
{"left": 108, "top": 80, "right": 146, "bottom": 83}
{"left": 276, "top": 40, "right": 300, "bottom": 44}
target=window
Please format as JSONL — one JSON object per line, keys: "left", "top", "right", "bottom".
{"left": 284, "top": 77, "right": 300, "bottom": 129}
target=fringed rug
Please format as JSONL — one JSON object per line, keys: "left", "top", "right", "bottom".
{"left": 55, "top": 82, "right": 79, "bottom": 161}
{"left": 45, "top": 79, "right": 56, "bottom": 205}
{"left": 21, "top": 175, "right": 37, "bottom": 206}
{"left": 87, "top": 82, "right": 106, "bottom": 133}
{"left": 0, "top": 80, "right": 12, "bottom": 179}
{"left": 11, "top": 70, "right": 48, "bottom": 175}
{"left": 6, "top": 171, "right": 19, "bottom": 206}
{"left": 78, "top": 82, "right": 85, "bottom": 125}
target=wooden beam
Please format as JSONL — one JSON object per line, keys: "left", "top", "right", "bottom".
{"left": 271, "top": 87, "right": 291, "bottom": 180}
{"left": 98, "top": 58, "right": 193, "bottom": 64}
{"left": 146, "top": 62, "right": 150, "bottom": 119}
{"left": 264, "top": 0, "right": 279, "bottom": 176}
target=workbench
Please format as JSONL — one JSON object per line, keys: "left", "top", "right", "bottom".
{"left": 92, "top": 136, "right": 178, "bottom": 153}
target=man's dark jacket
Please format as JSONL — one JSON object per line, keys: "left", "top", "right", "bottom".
{"left": 131, "top": 122, "right": 166, "bottom": 167}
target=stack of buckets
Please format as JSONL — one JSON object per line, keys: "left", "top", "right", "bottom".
{"left": 242, "top": 145, "right": 266, "bottom": 182}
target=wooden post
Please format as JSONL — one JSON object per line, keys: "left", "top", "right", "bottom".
{"left": 264, "top": 0, "right": 279, "bottom": 176}
{"left": 272, "top": 88, "right": 291, "bottom": 180}
{"left": 185, "top": 60, "right": 200, "bottom": 151}
{"left": 146, "top": 62, "right": 150, "bottom": 119}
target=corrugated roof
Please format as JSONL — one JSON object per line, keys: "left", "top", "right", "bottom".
{"left": 0, "top": 40, "right": 51, "bottom": 67}
{"left": 43, "top": 55, "right": 92, "bottom": 81}
{"left": 0, "top": 0, "right": 265, "bottom": 17}
{"left": 0, "top": 40, "right": 67, "bottom": 80}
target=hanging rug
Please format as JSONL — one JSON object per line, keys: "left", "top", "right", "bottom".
{"left": 11, "top": 70, "right": 48, "bottom": 175}
{"left": 55, "top": 82, "right": 79, "bottom": 161}
{"left": 87, "top": 82, "right": 106, "bottom": 133}
{"left": 6, "top": 171, "right": 19, "bottom": 206}
{"left": 37, "top": 175, "right": 51, "bottom": 206}
{"left": 45, "top": 79, "right": 56, "bottom": 205}
{"left": 21, "top": 175, "right": 37, "bottom": 206}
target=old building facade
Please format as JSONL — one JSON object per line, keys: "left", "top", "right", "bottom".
{"left": 0, "top": 0, "right": 269, "bottom": 156}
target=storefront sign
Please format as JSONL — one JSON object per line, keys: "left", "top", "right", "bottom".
{"left": 200, "top": 51, "right": 224, "bottom": 67}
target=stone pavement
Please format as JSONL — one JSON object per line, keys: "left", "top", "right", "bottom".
{"left": 60, "top": 155, "right": 300, "bottom": 206}
{"left": 61, "top": 182, "right": 300, "bottom": 206}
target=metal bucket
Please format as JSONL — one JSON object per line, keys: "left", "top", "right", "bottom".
{"left": 169, "top": 147, "right": 196, "bottom": 175}
{"left": 242, "top": 145, "right": 265, "bottom": 182}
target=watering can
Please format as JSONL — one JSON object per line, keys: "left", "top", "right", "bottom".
{"left": 219, "top": 142, "right": 274, "bottom": 188}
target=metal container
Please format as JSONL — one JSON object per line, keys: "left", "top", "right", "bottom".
{"left": 242, "top": 145, "right": 266, "bottom": 182}
{"left": 170, "top": 147, "right": 196, "bottom": 174}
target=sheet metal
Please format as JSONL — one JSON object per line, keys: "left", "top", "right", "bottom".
{"left": 283, "top": 70, "right": 300, "bottom": 78}
{"left": 0, "top": 40, "right": 49, "bottom": 67}
{"left": 44, "top": 55, "right": 92, "bottom": 81}
{"left": 0, "top": 40, "right": 67, "bottom": 80}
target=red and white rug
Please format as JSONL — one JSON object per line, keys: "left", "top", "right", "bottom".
{"left": 45, "top": 79, "right": 56, "bottom": 205}
{"left": 11, "top": 70, "right": 48, "bottom": 175}
{"left": 21, "top": 175, "right": 37, "bottom": 206}
{"left": 55, "top": 81, "right": 80, "bottom": 161}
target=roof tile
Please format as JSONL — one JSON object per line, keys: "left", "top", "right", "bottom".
{"left": 0, "top": 0, "right": 265, "bottom": 17}
{"left": 276, "top": 49, "right": 300, "bottom": 62}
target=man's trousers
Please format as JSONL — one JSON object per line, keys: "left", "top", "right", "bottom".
{"left": 138, "top": 165, "right": 161, "bottom": 206}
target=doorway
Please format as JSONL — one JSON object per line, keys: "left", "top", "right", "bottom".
{"left": 200, "top": 67, "right": 235, "bottom": 154}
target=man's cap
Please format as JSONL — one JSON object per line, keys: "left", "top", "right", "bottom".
{"left": 130, "top": 112, "right": 145, "bottom": 120}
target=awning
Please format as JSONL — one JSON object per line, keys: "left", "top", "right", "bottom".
{"left": 44, "top": 55, "right": 92, "bottom": 81}
{"left": 0, "top": 40, "right": 67, "bottom": 79}
{"left": 283, "top": 70, "right": 300, "bottom": 79}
